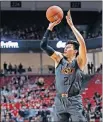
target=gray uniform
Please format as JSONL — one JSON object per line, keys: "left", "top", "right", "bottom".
{"left": 53, "top": 57, "right": 87, "bottom": 122}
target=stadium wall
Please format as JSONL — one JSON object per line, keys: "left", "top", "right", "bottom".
{"left": 1, "top": 52, "right": 102, "bottom": 74}
{"left": 1, "top": 53, "right": 54, "bottom": 70}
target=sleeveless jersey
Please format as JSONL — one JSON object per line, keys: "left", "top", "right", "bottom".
{"left": 55, "top": 57, "right": 83, "bottom": 95}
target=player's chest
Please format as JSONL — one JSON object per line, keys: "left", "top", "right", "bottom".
{"left": 60, "top": 61, "right": 75, "bottom": 75}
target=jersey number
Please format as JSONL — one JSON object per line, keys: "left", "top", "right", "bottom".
{"left": 64, "top": 77, "right": 70, "bottom": 85}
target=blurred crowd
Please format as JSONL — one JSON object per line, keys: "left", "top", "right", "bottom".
{"left": 1, "top": 23, "right": 102, "bottom": 40}
{"left": 84, "top": 92, "right": 102, "bottom": 122}
{"left": 1, "top": 75, "right": 55, "bottom": 122}
{"left": 87, "top": 23, "right": 102, "bottom": 39}
{"left": 1, "top": 10, "right": 102, "bottom": 41}
{"left": 2, "top": 62, "right": 55, "bottom": 75}
{"left": 1, "top": 73, "right": 102, "bottom": 122}
{"left": 0, "top": 25, "right": 58, "bottom": 40}
{"left": 3, "top": 62, "right": 32, "bottom": 74}
{"left": 87, "top": 62, "right": 102, "bottom": 75}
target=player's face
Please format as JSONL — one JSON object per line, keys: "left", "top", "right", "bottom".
{"left": 64, "top": 44, "right": 77, "bottom": 57}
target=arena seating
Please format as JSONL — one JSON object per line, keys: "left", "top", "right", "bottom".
{"left": 1, "top": 73, "right": 102, "bottom": 108}
{"left": 1, "top": 11, "right": 102, "bottom": 40}
{"left": 0, "top": 76, "right": 12, "bottom": 88}
{"left": 1, "top": 73, "right": 102, "bottom": 121}
{"left": 1, "top": 75, "right": 55, "bottom": 109}
{"left": 81, "top": 73, "right": 102, "bottom": 107}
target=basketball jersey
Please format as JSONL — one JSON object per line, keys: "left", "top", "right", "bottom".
{"left": 55, "top": 57, "right": 83, "bottom": 95}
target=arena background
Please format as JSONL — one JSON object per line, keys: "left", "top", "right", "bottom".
{"left": 0, "top": 1, "right": 102, "bottom": 122}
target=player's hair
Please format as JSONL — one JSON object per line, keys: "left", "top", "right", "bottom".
{"left": 66, "top": 40, "right": 79, "bottom": 50}
{"left": 66, "top": 40, "right": 80, "bottom": 56}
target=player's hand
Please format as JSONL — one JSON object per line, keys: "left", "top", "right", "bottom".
{"left": 48, "top": 19, "right": 61, "bottom": 31}
{"left": 66, "top": 10, "right": 74, "bottom": 27}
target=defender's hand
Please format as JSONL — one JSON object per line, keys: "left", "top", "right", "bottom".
{"left": 66, "top": 10, "right": 74, "bottom": 27}
{"left": 48, "top": 19, "right": 61, "bottom": 31}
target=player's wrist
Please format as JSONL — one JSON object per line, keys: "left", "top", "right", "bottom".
{"left": 70, "top": 25, "right": 75, "bottom": 29}
{"left": 48, "top": 26, "right": 53, "bottom": 31}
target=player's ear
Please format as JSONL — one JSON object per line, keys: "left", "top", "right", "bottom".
{"left": 74, "top": 50, "right": 79, "bottom": 57}
{"left": 74, "top": 50, "right": 77, "bottom": 54}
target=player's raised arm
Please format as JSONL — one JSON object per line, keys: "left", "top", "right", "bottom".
{"left": 66, "top": 10, "right": 87, "bottom": 70}
{"left": 40, "top": 19, "right": 63, "bottom": 64}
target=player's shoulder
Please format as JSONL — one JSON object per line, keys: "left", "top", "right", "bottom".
{"left": 54, "top": 51, "right": 63, "bottom": 68}
{"left": 55, "top": 51, "right": 63, "bottom": 57}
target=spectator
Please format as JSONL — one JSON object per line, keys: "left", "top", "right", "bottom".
{"left": 28, "top": 67, "right": 32, "bottom": 72}
{"left": 94, "top": 110, "right": 102, "bottom": 122}
{"left": 3, "top": 62, "right": 7, "bottom": 74}
{"left": 93, "top": 92, "right": 102, "bottom": 112}
{"left": 8, "top": 63, "right": 13, "bottom": 74}
{"left": 87, "top": 62, "right": 91, "bottom": 74}
{"left": 90, "top": 62, "right": 94, "bottom": 74}
{"left": 18, "top": 63, "right": 23, "bottom": 74}
{"left": 36, "top": 77, "right": 44, "bottom": 87}
{"left": 100, "top": 63, "right": 102, "bottom": 71}
{"left": 86, "top": 99, "right": 92, "bottom": 113}
{"left": 18, "top": 106, "right": 29, "bottom": 119}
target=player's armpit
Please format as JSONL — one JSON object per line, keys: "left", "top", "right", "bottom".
{"left": 77, "top": 39, "right": 87, "bottom": 71}
{"left": 77, "top": 55, "right": 87, "bottom": 71}
{"left": 50, "top": 51, "right": 63, "bottom": 64}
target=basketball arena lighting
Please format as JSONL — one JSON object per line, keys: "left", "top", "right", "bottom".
{"left": 56, "top": 41, "right": 66, "bottom": 48}
{"left": 1, "top": 41, "right": 19, "bottom": 48}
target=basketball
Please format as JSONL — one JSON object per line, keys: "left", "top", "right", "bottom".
{"left": 46, "top": 6, "right": 64, "bottom": 22}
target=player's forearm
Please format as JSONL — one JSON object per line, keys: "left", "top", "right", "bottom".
{"left": 71, "top": 25, "right": 85, "bottom": 45}
{"left": 40, "top": 29, "right": 51, "bottom": 50}
{"left": 71, "top": 25, "right": 87, "bottom": 63}
{"left": 40, "top": 29, "right": 55, "bottom": 56}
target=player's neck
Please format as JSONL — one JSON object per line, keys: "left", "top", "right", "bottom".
{"left": 67, "top": 56, "right": 75, "bottom": 63}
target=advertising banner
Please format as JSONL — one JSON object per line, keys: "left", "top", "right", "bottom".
{"left": 0, "top": 37, "right": 102, "bottom": 53}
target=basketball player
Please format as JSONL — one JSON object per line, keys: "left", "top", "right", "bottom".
{"left": 40, "top": 10, "right": 87, "bottom": 122}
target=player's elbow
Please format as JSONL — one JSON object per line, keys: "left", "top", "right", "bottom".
{"left": 40, "top": 41, "right": 43, "bottom": 49}
{"left": 40, "top": 41, "right": 47, "bottom": 50}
